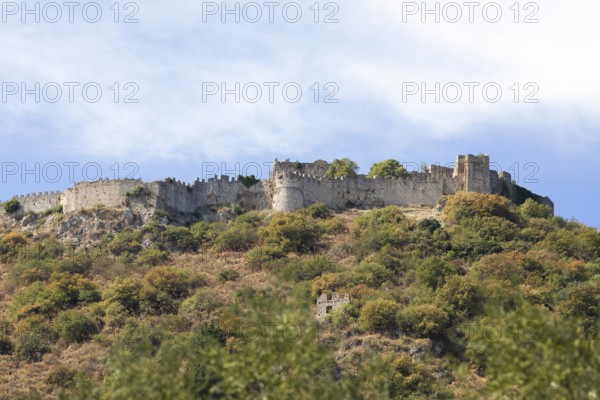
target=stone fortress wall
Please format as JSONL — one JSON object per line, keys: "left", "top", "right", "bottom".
{"left": 0, "top": 154, "right": 554, "bottom": 217}
{"left": 149, "top": 176, "right": 270, "bottom": 215}
{"left": 60, "top": 179, "right": 144, "bottom": 213}
{"left": 269, "top": 154, "right": 540, "bottom": 212}
{"left": 270, "top": 171, "right": 463, "bottom": 212}
{"left": 2, "top": 191, "right": 63, "bottom": 214}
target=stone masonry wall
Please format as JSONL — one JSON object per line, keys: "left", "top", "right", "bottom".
{"left": 271, "top": 171, "right": 464, "bottom": 212}
{"left": 150, "top": 176, "right": 270, "bottom": 215}
{"left": 61, "top": 179, "right": 144, "bottom": 213}
{"left": 453, "top": 154, "right": 491, "bottom": 194}
{"left": 0, "top": 191, "right": 62, "bottom": 215}
{"left": 1, "top": 154, "right": 552, "bottom": 217}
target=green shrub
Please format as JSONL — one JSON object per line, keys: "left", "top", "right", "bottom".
{"left": 325, "top": 157, "right": 359, "bottom": 178}
{"left": 539, "top": 226, "right": 600, "bottom": 261}
{"left": 418, "top": 218, "right": 442, "bottom": 233}
{"left": 465, "top": 303, "right": 600, "bottom": 399}
{"left": 415, "top": 257, "right": 459, "bottom": 291}
{"left": 14, "top": 316, "right": 56, "bottom": 362}
{"left": 190, "top": 221, "right": 223, "bottom": 245}
{"left": 519, "top": 198, "right": 553, "bottom": 220}
{"left": 351, "top": 206, "right": 414, "bottom": 257}
{"left": 3, "top": 198, "right": 21, "bottom": 214}
{"left": 179, "top": 288, "right": 224, "bottom": 315}
{"left": 318, "top": 217, "right": 347, "bottom": 235}
{"left": 51, "top": 272, "right": 102, "bottom": 305}
{"left": 141, "top": 286, "right": 177, "bottom": 315}
{"left": 10, "top": 282, "right": 64, "bottom": 320}
{"left": 462, "top": 216, "right": 520, "bottom": 243}
{"left": 104, "top": 278, "right": 143, "bottom": 314}
{"left": 444, "top": 192, "right": 518, "bottom": 224}
{"left": 141, "top": 220, "right": 166, "bottom": 238}
{"left": 104, "top": 302, "right": 129, "bottom": 329}
{"left": 218, "top": 268, "right": 240, "bottom": 282}
{"left": 2, "top": 389, "right": 44, "bottom": 400}
{"left": 388, "top": 353, "right": 438, "bottom": 397}
{"left": 472, "top": 252, "right": 554, "bottom": 287}
{"left": 262, "top": 212, "right": 321, "bottom": 254}
{"left": 0, "top": 320, "right": 14, "bottom": 355}
{"left": 351, "top": 262, "right": 393, "bottom": 288}
{"left": 398, "top": 304, "right": 449, "bottom": 338}
{"left": 39, "top": 237, "right": 65, "bottom": 258}
{"left": 519, "top": 226, "right": 549, "bottom": 243}
{"left": 10, "top": 274, "right": 100, "bottom": 320}
{"left": 302, "top": 202, "right": 333, "bottom": 219}
{"left": 43, "top": 204, "right": 63, "bottom": 216}
{"left": 0, "top": 232, "right": 28, "bottom": 258}
{"left": 358, "top": 299, "right": 401, "bottom": 334}
{"left": 246, "top": 245, "right": 286, "bottom": 271}
{"left": 135, "top": 248, "right": 170, "bottom": 266}
{"left": 557, "top": 282, "right": 600, "bottom": 333}
{"left": 9, "top": 260, "right": 53, "bottom": 284}
{"left": 144, "top": 267, "right": 195, "bottom": 299}
{"left": 331, "top": 303, "right": 360, "bottom": 330}
{"left": 235, "top": 211, "right": 263, "bottom": 227}
{"left": 238, "top": 175, "right": 260, "bottom": 188}
{"left": 126, "top": 185, "right": 151, "bottom": 198}
{"left": 448, "top": 224, "right": 504, "bottom": 259}
{"left": 281, "top": 256, "right": 338, "bottom": 282}
{"left": 354, "top": 206, "right": 408, "bottom": 229}
{"left": 45, "top": 365, "right": 77, "bottom": 388}
{"left": 161, "top": 226, "right": 198, "bottom": 252}
{"left": 447, "top": 215, "right": 521, "bottom": 260}
{"left": 74, "top": 298, "right": 360, "bottom": 400}
{"left": 55, "top": 259, "right": 91, "bottom": 275}
{"left": 311, "top": 273, "right": 346, "bottom": 298}
{"left": 140, "top": 267, "right": 197, "bottom": 315}
{"left": 55, "top": 310, "right": 99, "bottom": 343}
{"left": 436, "top": 275, "right": 484, "bottom": 318}
{"left": 108, "top": 231, "right": 143, "bottom": 256}
{"left": 367, "top": 159, "right": 407, "bottom": 178}
{"left": 113, "top": 319, "right": 162, "bottom": 355}
{"left": 215, "top": 222, "right": 257, "bottom": 252}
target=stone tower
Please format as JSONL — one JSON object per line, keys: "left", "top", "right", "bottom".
{"left": 453, "top": 154, "right": 491, "bottom": 194}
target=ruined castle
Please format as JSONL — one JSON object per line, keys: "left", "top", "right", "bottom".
{"left": 316, "top": 292, "right": 351, "bottom": 320}
{"left": 0, "top": 154, "right": 553, "bottom": 218}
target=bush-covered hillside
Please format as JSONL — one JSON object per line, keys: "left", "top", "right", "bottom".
{"left": 0, "top": 194, "right": 599, "bottom": 399}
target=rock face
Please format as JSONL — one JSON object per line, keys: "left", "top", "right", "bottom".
{"left": 0, "top": 208, "right": 144, "bottom": 248}
{"left": 0, "top": 154, "right": 554, "bottom": 232}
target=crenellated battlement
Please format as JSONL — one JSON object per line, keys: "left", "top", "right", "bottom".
{"left": 15, "top": 191, "right": 62, "bottom": 199}
{"left": 0, "top": 190, "right": 63, "bottom": 215}
{"left": 0, "top": 154, "right": 552, "bottom": 217}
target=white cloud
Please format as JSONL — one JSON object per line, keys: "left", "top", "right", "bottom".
{"left": 1, "top": 0, "right": 599, "bottom": 162}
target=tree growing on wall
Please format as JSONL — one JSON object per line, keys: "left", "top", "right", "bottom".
{"left": 3, "top": 198, "right": 21, "bottom": 214}
{"left": 367, "top": 159, "right": 407, "bottom": 178}
{"left": 238, "top": 175, "right": 260, "bottom": 189}
{"left": 325, "top": 158, "right": 359, "bottom": 178}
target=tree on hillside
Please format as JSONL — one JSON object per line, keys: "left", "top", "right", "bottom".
{"left": 367, "top": 159, "right": 407, "bottom": 178}
{"left": 465, "top": 303, "right": 600, "bottom": 399}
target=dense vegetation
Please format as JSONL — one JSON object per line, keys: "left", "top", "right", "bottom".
{"left": 0, "top": 194, "right": 599, "bottom": 399}
{"left": 367, "top": 159, "right": 408, "bottom": 178}
{"left": 325, "top": 158, "right": 359, "bottom": 178}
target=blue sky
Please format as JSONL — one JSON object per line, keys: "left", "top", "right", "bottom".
{"left": 1, "top": 1, "right": 599, "bottom": 228}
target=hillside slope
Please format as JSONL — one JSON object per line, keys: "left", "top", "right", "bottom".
{"left": 0, "top": 193, "right": 599, "bottom": 399}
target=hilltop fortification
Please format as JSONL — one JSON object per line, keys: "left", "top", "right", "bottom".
{"left": 0, "top": 154, "right": 553, "bottom": 219}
